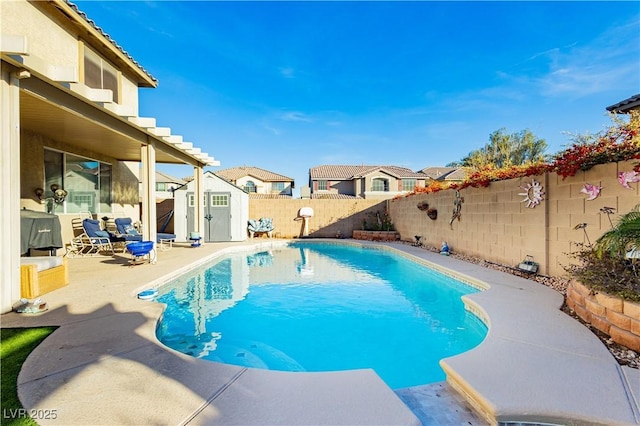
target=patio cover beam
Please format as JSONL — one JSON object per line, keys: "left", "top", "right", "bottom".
{"left": 18, "top": 75, "right": 210, "bottom": 167}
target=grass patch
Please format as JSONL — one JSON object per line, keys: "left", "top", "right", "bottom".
{"left": 1, "top": 327, "right": 57, "bottom": 426}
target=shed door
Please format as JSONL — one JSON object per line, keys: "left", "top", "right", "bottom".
{"left": 187, "top": 192, "right": 231, "bottom": 242}
{"left": 206, "top": 192, "right": 231, "bottom": 242}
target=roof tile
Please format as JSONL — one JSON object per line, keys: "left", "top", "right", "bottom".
{"left": 216, "top": 166, "right": 294, "bottom": 182}
{"left": 310, "top": 165, "right": 426, "bottom": 179}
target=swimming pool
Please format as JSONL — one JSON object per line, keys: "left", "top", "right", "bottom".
{"left": 155, "top": 242, "right": 487, "bottom": 389}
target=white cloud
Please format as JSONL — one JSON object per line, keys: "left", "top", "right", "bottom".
{"left": 279, "top": 67, "right": 296, "bottom": 79}
{"left": 263, "top": 124, "right": 281, "bottom": 135}
{"left": 527, "top": 18, "right": 638, "bottom": 98}
{"left": 279, "top": 111, "right": 313, "bottom": 122}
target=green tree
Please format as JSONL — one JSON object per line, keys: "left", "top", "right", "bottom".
{"left": 461, "top": 128, "right": 548, "bottom": 168}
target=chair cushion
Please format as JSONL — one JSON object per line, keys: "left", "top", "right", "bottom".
{"left": 20, "top": 256, "right": 64, "bottom": 272}
{"left": 124, "top": 225, "right": 139, "bottom": 236}
{"left": 83, "top": 219, "right": 104, "bottom": 237}
{"left": 94, "top": 230, "right": 110, "bottom": 238}
{"left": 157, "top": 233, "right": 176, "bottom": 242}
{"left": 115, "top": 218, "right": 133, "bottom": 235}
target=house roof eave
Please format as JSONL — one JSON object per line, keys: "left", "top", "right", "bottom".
{"left": 606, "top": 94, "right": 640, "bottom": 113}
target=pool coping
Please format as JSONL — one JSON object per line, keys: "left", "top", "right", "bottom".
{"left": 3, "top": 239, "right": 639, "bottom": 425}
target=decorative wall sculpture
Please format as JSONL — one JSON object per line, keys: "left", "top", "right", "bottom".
{"left": 518, "top": 179, "right": 544, "bottom": 208}
{"left": 449, "top": 190, "right": 464, "bottom": 228}
{"left": 580, "top": 183, "right": 602, "bottom": 201}
{"left": 618, "top": 171, "right": 640, "bottom": 189}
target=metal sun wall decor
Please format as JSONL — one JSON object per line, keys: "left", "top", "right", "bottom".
{"left": 580, "top": 183, "right": 602, "bottom": 201}
{"left": 518, "top": 179, "right": 544, "bottom": 208}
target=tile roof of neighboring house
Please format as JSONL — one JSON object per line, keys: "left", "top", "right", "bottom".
{"left": 311, "top": 193, "right": 361, "bottom": 200}
{"left": 156, "top": 171, "right": 185, "bottom": 183}
{"left": 445, "top": 168, "right": 469, "bottom": 181}
{"left": 420, "top": 166, "right": 467, "bottom": 181}
{"left": 216, "top": 166, "right": 294, "bottom": 183}
{"left": 606, "top": 94, "right": 640, "bottom": 113}
{"left": 66, "top": 0, "right": 157, "bottom": 84}
{"left": 420, "top": 167, "right": 458, "bottom": 180}
{"left": 248, "top": 193, "right": 293, "bottom": 199}
{"left": 310, "top": 165, "right": 426, "bottom": 179}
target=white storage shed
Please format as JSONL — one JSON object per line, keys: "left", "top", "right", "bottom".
{"left": 173, "top": 171, "right": 249, "bottom": 242}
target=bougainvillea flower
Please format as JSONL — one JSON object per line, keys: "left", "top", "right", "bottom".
{"left": 580, "top": 183, "right": 602, "bottom": 201}
{"left": 618, "top": 171, "right": 640, "bottom": 189}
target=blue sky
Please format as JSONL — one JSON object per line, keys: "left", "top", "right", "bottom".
{"left": 75, "top": 1, "right": 639, "bottom": 196}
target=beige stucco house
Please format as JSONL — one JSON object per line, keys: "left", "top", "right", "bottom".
{"left": 216, "top": 165, "right": 294, "bottom": 197}
{"left": 1, "top": 0, "right": 219, "bottom": 313}
{"left": 309, "top": 165, "right": 427, "bottom": 199}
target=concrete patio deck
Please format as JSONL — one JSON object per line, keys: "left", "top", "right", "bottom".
{"left": 2, "top": 239, "right": 639, "bottom": 425}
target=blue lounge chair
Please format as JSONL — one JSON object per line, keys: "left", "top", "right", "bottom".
{"left": 82, "top": 218, "right": 126, "bottom": 254}
{"left": 114, "top": 218, "right": 143, "bottom": 242}
{"left": 115, "top": 217, "right": 176, "bottom": 246}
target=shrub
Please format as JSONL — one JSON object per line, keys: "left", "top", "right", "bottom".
{"left": 564, "top": 245, "right": 640, "bottom": 302}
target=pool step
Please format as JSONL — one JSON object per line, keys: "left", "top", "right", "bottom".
{"left": 213, "top": 339, "right": 306, "bottom": 371}
{"left": 394, "top": 381, "right": 487, "bottom": 425}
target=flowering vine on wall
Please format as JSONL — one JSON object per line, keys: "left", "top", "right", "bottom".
{"left": 398, "top": 111, "right": 640, "bottom": 199}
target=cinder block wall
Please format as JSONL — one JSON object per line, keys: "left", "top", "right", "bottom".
{"left": 389, "top": 160, "right": 639, "bottom": 277}
{"left": 249, "top": 199, "right": 385, "bottom": 239}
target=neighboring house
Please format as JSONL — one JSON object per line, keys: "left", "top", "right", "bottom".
{"left": 420, "top": 166, "right": 467, "bottom": 184}
{"left": 216, "top": 166, "right": 294, "bottom": 197}
{"left": 152, "top": 171, "right": 186, "bottom": 199}
{"left": 173, "top": 171, "right": 249, "bottom": 242}
{"left": 309, "top": 165, "right": 427, "bottom": 199}
{"left": 1, "top": 0, "right": 217, "bottom": 313}
{"left": 607, "top": 94, "right": 640, "bottom": 113}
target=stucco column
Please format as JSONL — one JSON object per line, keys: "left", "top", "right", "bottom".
{"left": 1, "top": 65, "right": 22, "bottom": 313}
{"left": 141, "top": 141, "right": 157, "bottom": 246}
{"left": 193, "top": 165, "right": 204, "bottom": 244}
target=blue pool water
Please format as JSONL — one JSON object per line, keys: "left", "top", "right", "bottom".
{"left": 156, "top": 242, "right": 487, "bottom": 389}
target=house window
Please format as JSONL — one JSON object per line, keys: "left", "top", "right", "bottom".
{"left": 210, "top": 194, "right": 229, "bottom": 207}
{"left": 187, "top": 194, "right": 195, "bottom": 207}
{"left": 83, "top": 45, "right": 119, "bottom": 103}
{"left": 402, "top": 179, "right": 416, "bottom": 191}
{"left": 44, "top": 149, "right": 112, "bottom": 214}
{"left": 317, "top": 180, "right": 328, "bottom": 191}
{"left": 372, "top": 178, "right": 389, "bottom": 192}
{"left": 272, "top": 182, "right": 285, "bottom": 193}
{"left": 156, "top": 183, "right": 167, "bottom": 191}
{"left": 244, "top": 181, "right": 257, "bottom": 193}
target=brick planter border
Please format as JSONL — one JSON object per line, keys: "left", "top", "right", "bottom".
{"left": 566, "top": 280, "right": 640, "bottom": 352}
{"left": 352, "top": 230, "right": 400, "bottom": 242}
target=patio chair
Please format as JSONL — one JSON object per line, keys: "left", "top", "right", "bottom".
{"left": 81, "top": 218, "right": 125, "bottom": 255}
{"left": 115, "top": 217, "right": 176, "bottom": 249}
{"left": 248, "top": 217, "right": 275, "bottom": 238}
{"left": 114, "top": 217, "right": 143, "bottom": 242}
{"left": 66, "top": 217, "right": 98, "bottom": 257}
